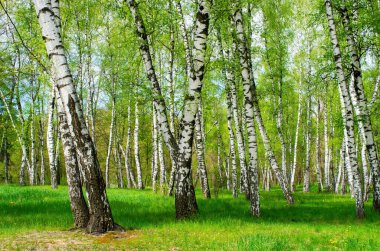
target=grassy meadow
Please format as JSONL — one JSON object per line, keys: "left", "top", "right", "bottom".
{"left": 0, "top": 185, "right": 380, "bottom": 250}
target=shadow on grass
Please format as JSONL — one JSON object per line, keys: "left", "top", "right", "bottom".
{"left": 1, "top": 185, "right": 379, "bottom": 232}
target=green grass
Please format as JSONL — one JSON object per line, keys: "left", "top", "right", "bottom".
{"left": 1, "top": 185, "right": 380, "bottom": 250}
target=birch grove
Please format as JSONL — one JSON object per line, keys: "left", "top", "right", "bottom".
{"left": 1, "top": 0, "right": 380, "bottom": 229}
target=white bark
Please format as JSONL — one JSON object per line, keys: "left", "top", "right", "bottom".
{"left": 47, "top": 86, "right": 57, "bottom": 188}
{"left": 105, "top": 81, "right": 116, "bottom": 188}
{"left": 303, "top": 95, "right": 311, "bottom": 192}
{"left": 335, "top": 140, "right": 344, "bottom": 193}
{"left": 195, "top": 100, "right": 211, "bottom": 198}
{"left": 123, "top": 103, "right": 135, "bottom": 188}
{"left": 341, "top": 6, "right": 380, "bottom": 211}
{"left": 315, "top": 99, "right": 323, "bottom": 192}
{"left": 158, "top": 134, "right": 166, "bottom": 193}
{"left": 134, "top": 101, "right": 144, "bottom": 190}
{"left": 325, "top": 0, "right": 364, "bottom": 218}
{"left": 323, "top": 100, "right": 330, "bottom": 191}
{"left": 369, "top": 74, "right": 379, "bottom": 107}
{"left": 152, "top": 104, "right": 159, "bottom": 192}
{"left": 57, "top": 89, "right": 89, "bottom": 228}
{"left": 290, "top": 92, "right": 302, "bottom": 191}
{"left": 232, "top": 6, "right": 293, "bottom": 205}
{"left": 34, "top": 0, "right": 115, "bottom": 232}
{"left": 232, "top": 7, "right": 261, "bottom": 215}
{"left": 128, "top": 0, "right": 210, "bottom": 218}
{"left": 39, "top": 118, "right": 45, "bottom": 185}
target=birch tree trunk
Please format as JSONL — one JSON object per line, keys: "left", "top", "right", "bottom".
{"left": 217, "top": 134, "right": 224, "bottom": 185}
{"left": 57, "top": 91, "right": 89, "bottom": 229}
{"left": 340, "top": 6, "right": 380, "bottom": 211}
{"left": 303, "top": 95, "right": 311, "bottom": 192}
{"left": 39, "top": 118, "right": 45, "bottom": 185}
{"left": 228, "top": 103, "right": 238, "bottom": 198}
{"left": 128, "top": 0, "right": 210, "bottom": 218}
{"left": 315, "top": 99, "right": 323, "bottom": 192}
{"left": 30, "top": 95, "right": 36, "bottom": 185}
{"left": 335, "top": 140, "right": 345, "bottom": 193}
{"left": 177, "top": 0, "right": 210, "bottom": 199}
{"left": 290, "top": 92, "right": 302, "bottom": 191}
{"left": 230, "top": 64, "right": 248, "bottom": 196}
{"left": 115, "top": 135, "right": 124, "bottom": 189}
{"left": 168, "top": 27, "right": 177, "bottom": 197}
{"left": 123, "top": 103, "right": 135, "bottom": 188}
{"left": 219, "top": 37, "right": 238, "bottom": 198}
{"left": 158, "top": 134, "right": 166, "bottom": 193}
{"left": 47, "top": 87, "right": 57, "bottom": 188}
{"left": 34, "top": 0, "right": 116, "bottom": 232}
{"left": 323, "top": 100, "right": 330, "bottom": 191}
{"left": 232, "top": 6, "right": 293, "bottom": 205}
{"left": 195, "top": 104, "right": 211, "bottom": 198}
{"left": 152, "top": 104, "right": 159, "bottom": 192}
{"left": 105, "top": 82, "right": 116, "bottom": 188}
{"left": 232, "top": 7, "right": 261, "bottom": 215}
{"left": 222, "top": 49, "right": 249, "bottom": 195}
{"left": 54, "top": 120, "right": 61, "bottom": 185}
{"left": 325, "top": 0, "right": 364, "bottom": 218}
{"left": 276, "top": 81, "right": 286, "bottom": 178}
{"left": 134, "top": 101, "right": 144, "bottom": 190}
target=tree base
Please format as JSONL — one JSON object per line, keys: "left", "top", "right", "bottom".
{"left": 86, "top": 214, "right": 116, "bottom": 234}
{"left": 175, "top": 186, "right": 198, "bottom": 219}
{"left": 356, "top": 207, "right": 365, "bottom": 219}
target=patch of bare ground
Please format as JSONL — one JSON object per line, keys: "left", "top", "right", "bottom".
{"left": 0, "top": 229, "right": 142, "bottom": 250}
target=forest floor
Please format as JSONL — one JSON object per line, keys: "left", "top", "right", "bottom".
{"left": 0, "top": 185, "right": 380, "bottom": 250}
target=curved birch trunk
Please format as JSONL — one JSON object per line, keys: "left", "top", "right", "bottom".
{"left": 340, "top": 7, "right": 380, "bottom": 211}
{"left": 232, "top": 6, "right": 293, "bottom": 205}
{"left": 34, "top": 0, "right": 116, "bottom": 232}
{"left": 325, "top": 0, "right": 364, "bottom": 218}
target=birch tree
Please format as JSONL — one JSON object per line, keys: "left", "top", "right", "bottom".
{"left": 324, "top": 0, "right": 364, "bottom": 218}
{"left": 127, "top": 0, "right": 210, "bottom": 218}
{"left": 34, "top": 0, "right": 118, "bottom": 232}
{"left": 232, "top": 2, "right": 294, "bottom": 206}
